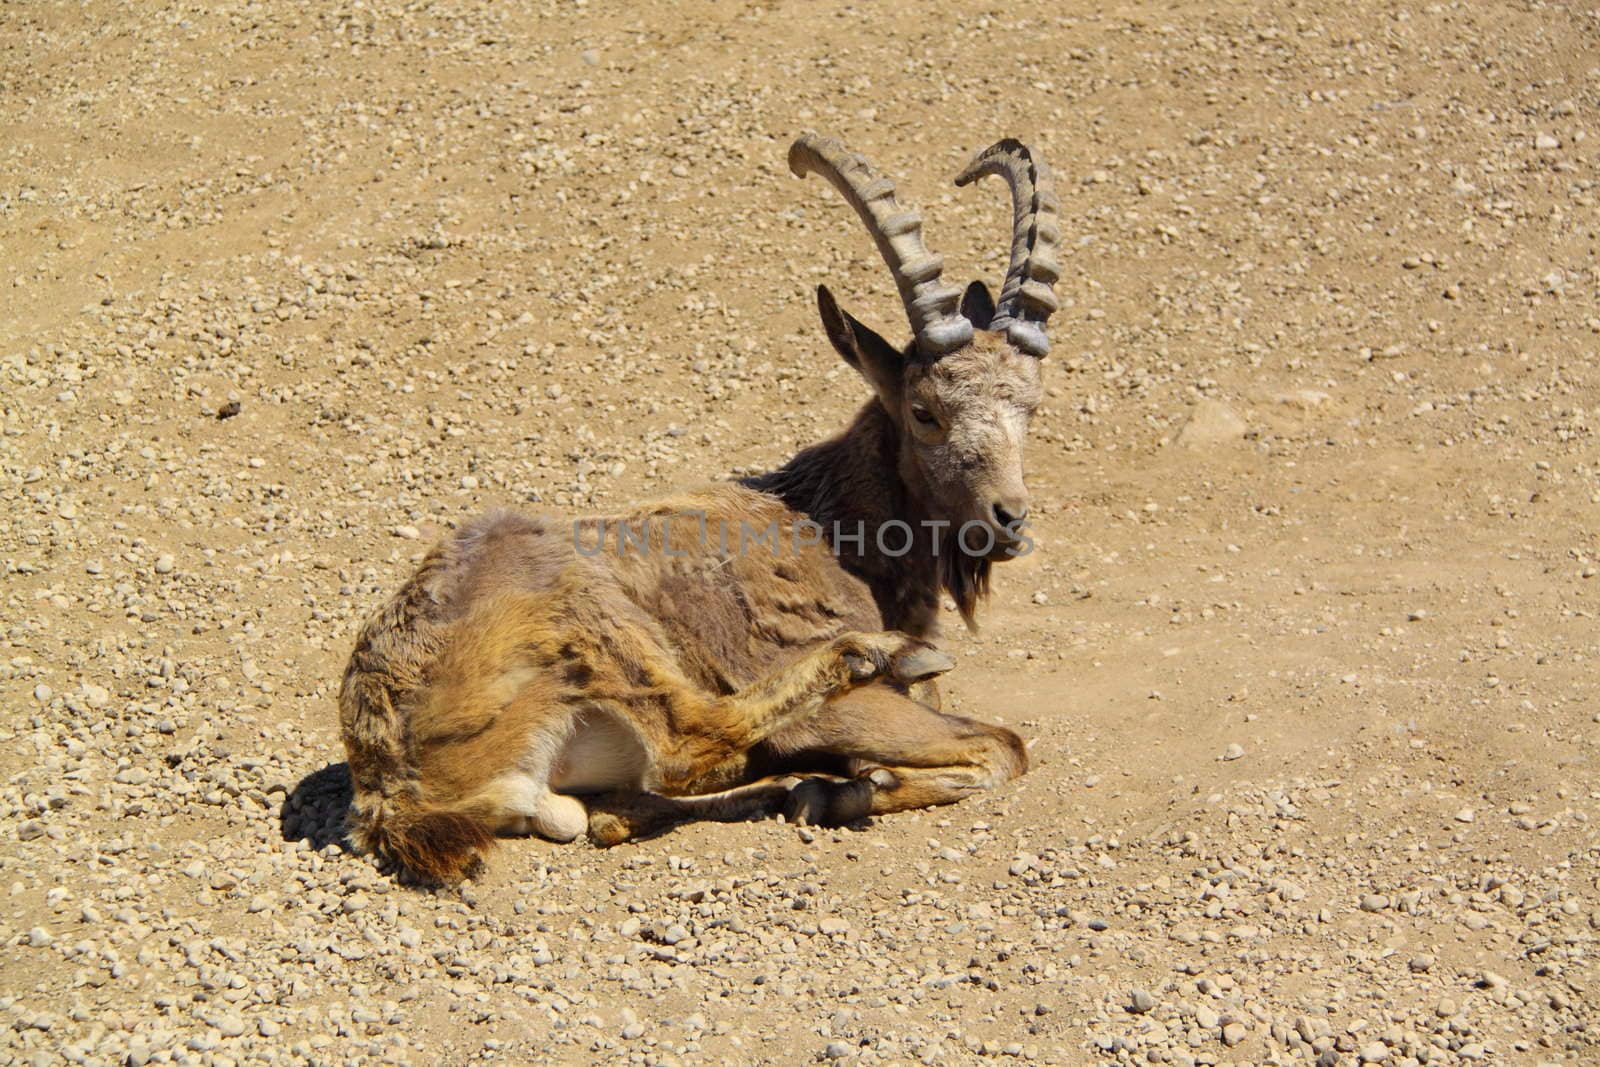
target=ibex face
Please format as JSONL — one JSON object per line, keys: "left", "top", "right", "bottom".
{"left": 817, "top": 286, "right": 1042, "bottom": 555}
{"left": 792, "top": 135, "right": 1062, "bottom": 558}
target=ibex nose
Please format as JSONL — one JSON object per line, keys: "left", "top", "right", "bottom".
{"left": 992, "top": 499, "right": 1029, "bottom": 530}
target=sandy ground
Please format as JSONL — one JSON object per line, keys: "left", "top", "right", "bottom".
{"left": 2, "top": 1, "right": 1598, "bottom": 1064}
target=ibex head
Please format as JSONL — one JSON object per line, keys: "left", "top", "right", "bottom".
{"left": 791, "top": 135, "right": 1061, "bottom": 561}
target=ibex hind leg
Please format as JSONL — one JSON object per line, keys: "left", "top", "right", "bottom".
{"left": 585, "top": 776, "right": 809, "bottom": 847}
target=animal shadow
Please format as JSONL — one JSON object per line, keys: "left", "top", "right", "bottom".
{"left": 280, "top": 762, "right": 354, "bottom": 852}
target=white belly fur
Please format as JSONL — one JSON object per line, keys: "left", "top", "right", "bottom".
{"left": 547, "top": 707, "right": 650, "bottom": 795}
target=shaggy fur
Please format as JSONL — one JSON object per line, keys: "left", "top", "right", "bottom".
{"left": 340, "top": 142, "right": 1054, "bottom": 883}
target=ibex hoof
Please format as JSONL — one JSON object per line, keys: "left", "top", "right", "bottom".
{"left": 782, "top": 774, "right": 882, "bottom": 826}
{"left": 588, "top": 812, "right": 633, "bottom": 847}
{"left": 891, "top": 646, "right": 954, "bottom": 683}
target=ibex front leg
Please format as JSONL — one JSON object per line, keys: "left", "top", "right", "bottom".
{"left": 649, "top": 630, "right": 952, "bottom": 793}
{"left": 585, "top": 631, "right": 951, "bottom": 846}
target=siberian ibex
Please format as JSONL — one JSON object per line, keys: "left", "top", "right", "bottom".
{"left": 340, "top": 134, "right": 1062, "bottom": 882}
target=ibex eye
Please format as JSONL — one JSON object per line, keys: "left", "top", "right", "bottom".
{"left": 911, "top": 406, "right": 938, "bottom": 426}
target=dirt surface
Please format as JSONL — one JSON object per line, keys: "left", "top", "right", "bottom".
{"left": 3, "top": 1, "right": 1598, "bottom": 1064}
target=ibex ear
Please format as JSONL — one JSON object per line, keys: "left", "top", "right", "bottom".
{"left": 817, "top": 285, "right": 903, "bottom": 399}
{"left": 960, "top": 281, "right": 996, "bottom": 330}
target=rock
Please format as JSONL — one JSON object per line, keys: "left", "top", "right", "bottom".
{"left": 824, "top": 1041, "right": 851, "bottom": 1060}
{"left": 154, "top": 553, "right": 176, "bottom": 574}
{"left": 1359, "top": 1043, "right": 1389, "bottom": 1063}
{"left": 1535, "top": 133, "right": 1560, "bottom": 150}
{"left": 1127, "top": 988, "right": 1156, "bottom": 1014}
{"left": 1174, "top": 399, "right": 1248, "bottom": 448}
{"left": 1221, "top": 743, "right": 1245, "bottom": 761}
{"left": 1455, "top": 808, "right": 1475, "bottom": 823}
{"left": 1221, "top": 1021, "right": 1247, "bottom": 1046}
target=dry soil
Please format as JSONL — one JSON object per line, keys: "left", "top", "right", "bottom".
{"left": 2, "top": 1, "right": 1598, "bottom": 1065}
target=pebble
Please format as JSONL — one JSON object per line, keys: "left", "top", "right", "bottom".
{"left": 1221, "top": 743, "right": 1245, "bottom": 761}
{"left": 1127, "top": 988, "right": 1156, "bottom": 1014}
{"left": 154, "top": 553, "right": 176, "bottom": 574}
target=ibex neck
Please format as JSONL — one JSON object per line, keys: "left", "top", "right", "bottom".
{"left": 741, "top": 402, "right": 943, "bottom": 636}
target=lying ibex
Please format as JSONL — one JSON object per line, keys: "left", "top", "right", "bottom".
{"left": 340, "top": 134, "right": 1062, "bottom": 882}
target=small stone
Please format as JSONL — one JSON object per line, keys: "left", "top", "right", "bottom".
{"left": 33, "top": 684, "right": 52, "bottom": 703}
{"left": 1221, "top": 1022, "right": 1247, "bottom": 1047}
{"left": 1535, "top": 133, "right": 1560, "bottom": 150}
{"left": 216, "top": 1015, "right": 245, "bottom": 1038}
{"left": 1360, "top": 894, "right": 1389, "bottom": 912}
{"left": 1409, "top": 954, "right": 1434, "bottom": 973}
{"left": 824, "top": 1041, "right": 851, "bottom": 1060}
{"left": 1436, "top": 998, "right": 1458, "bottom": 1017}
{"left": 1359, "top": 1042, "right": 1389, "bottom": 1063}
{"left": 621, "top": 1022, "right": 645, "bottom": 1040}
{"left": 1455, "top": 808, "right": 1475, "bottom": 823}
{"left": 27, "top": 926, "right": 53, "bottom": 947}
{"left": 1127, "top": 988, "right": 1156, "bottom": 1014}
{"left": 18, "top": 821, "right": 45, "bottom": 842}
{"left": 1221, "top": 743, "right": 1245, "bottom": 761}
{"left": 819, "top": 917, "right": 850, "bottom": 936}
{"left": 154, "top": 553, "right": 176, "bottom": 574}
{"left": 393, "top": 525, "right": 421, "bottom": 540}
{"left": 660, "top": 923, "right": 689, "bottom": 945}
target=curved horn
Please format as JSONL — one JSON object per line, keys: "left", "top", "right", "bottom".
{"left": 789, "top": 133, "right": 973, "bottom": 357}
{"left": 954, "top": 139, "right": 1061, "bottom": 357}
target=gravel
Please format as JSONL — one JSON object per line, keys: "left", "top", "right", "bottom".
{"left": 1, "top": 0, "right": 1597, "bottom": 1064}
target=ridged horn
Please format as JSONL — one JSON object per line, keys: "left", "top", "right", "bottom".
{"left": 954, "top": 139, "right": 1061, "bottom": 357}
{"left": 789, "top": 133, "right": 973, "bottom": 357}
